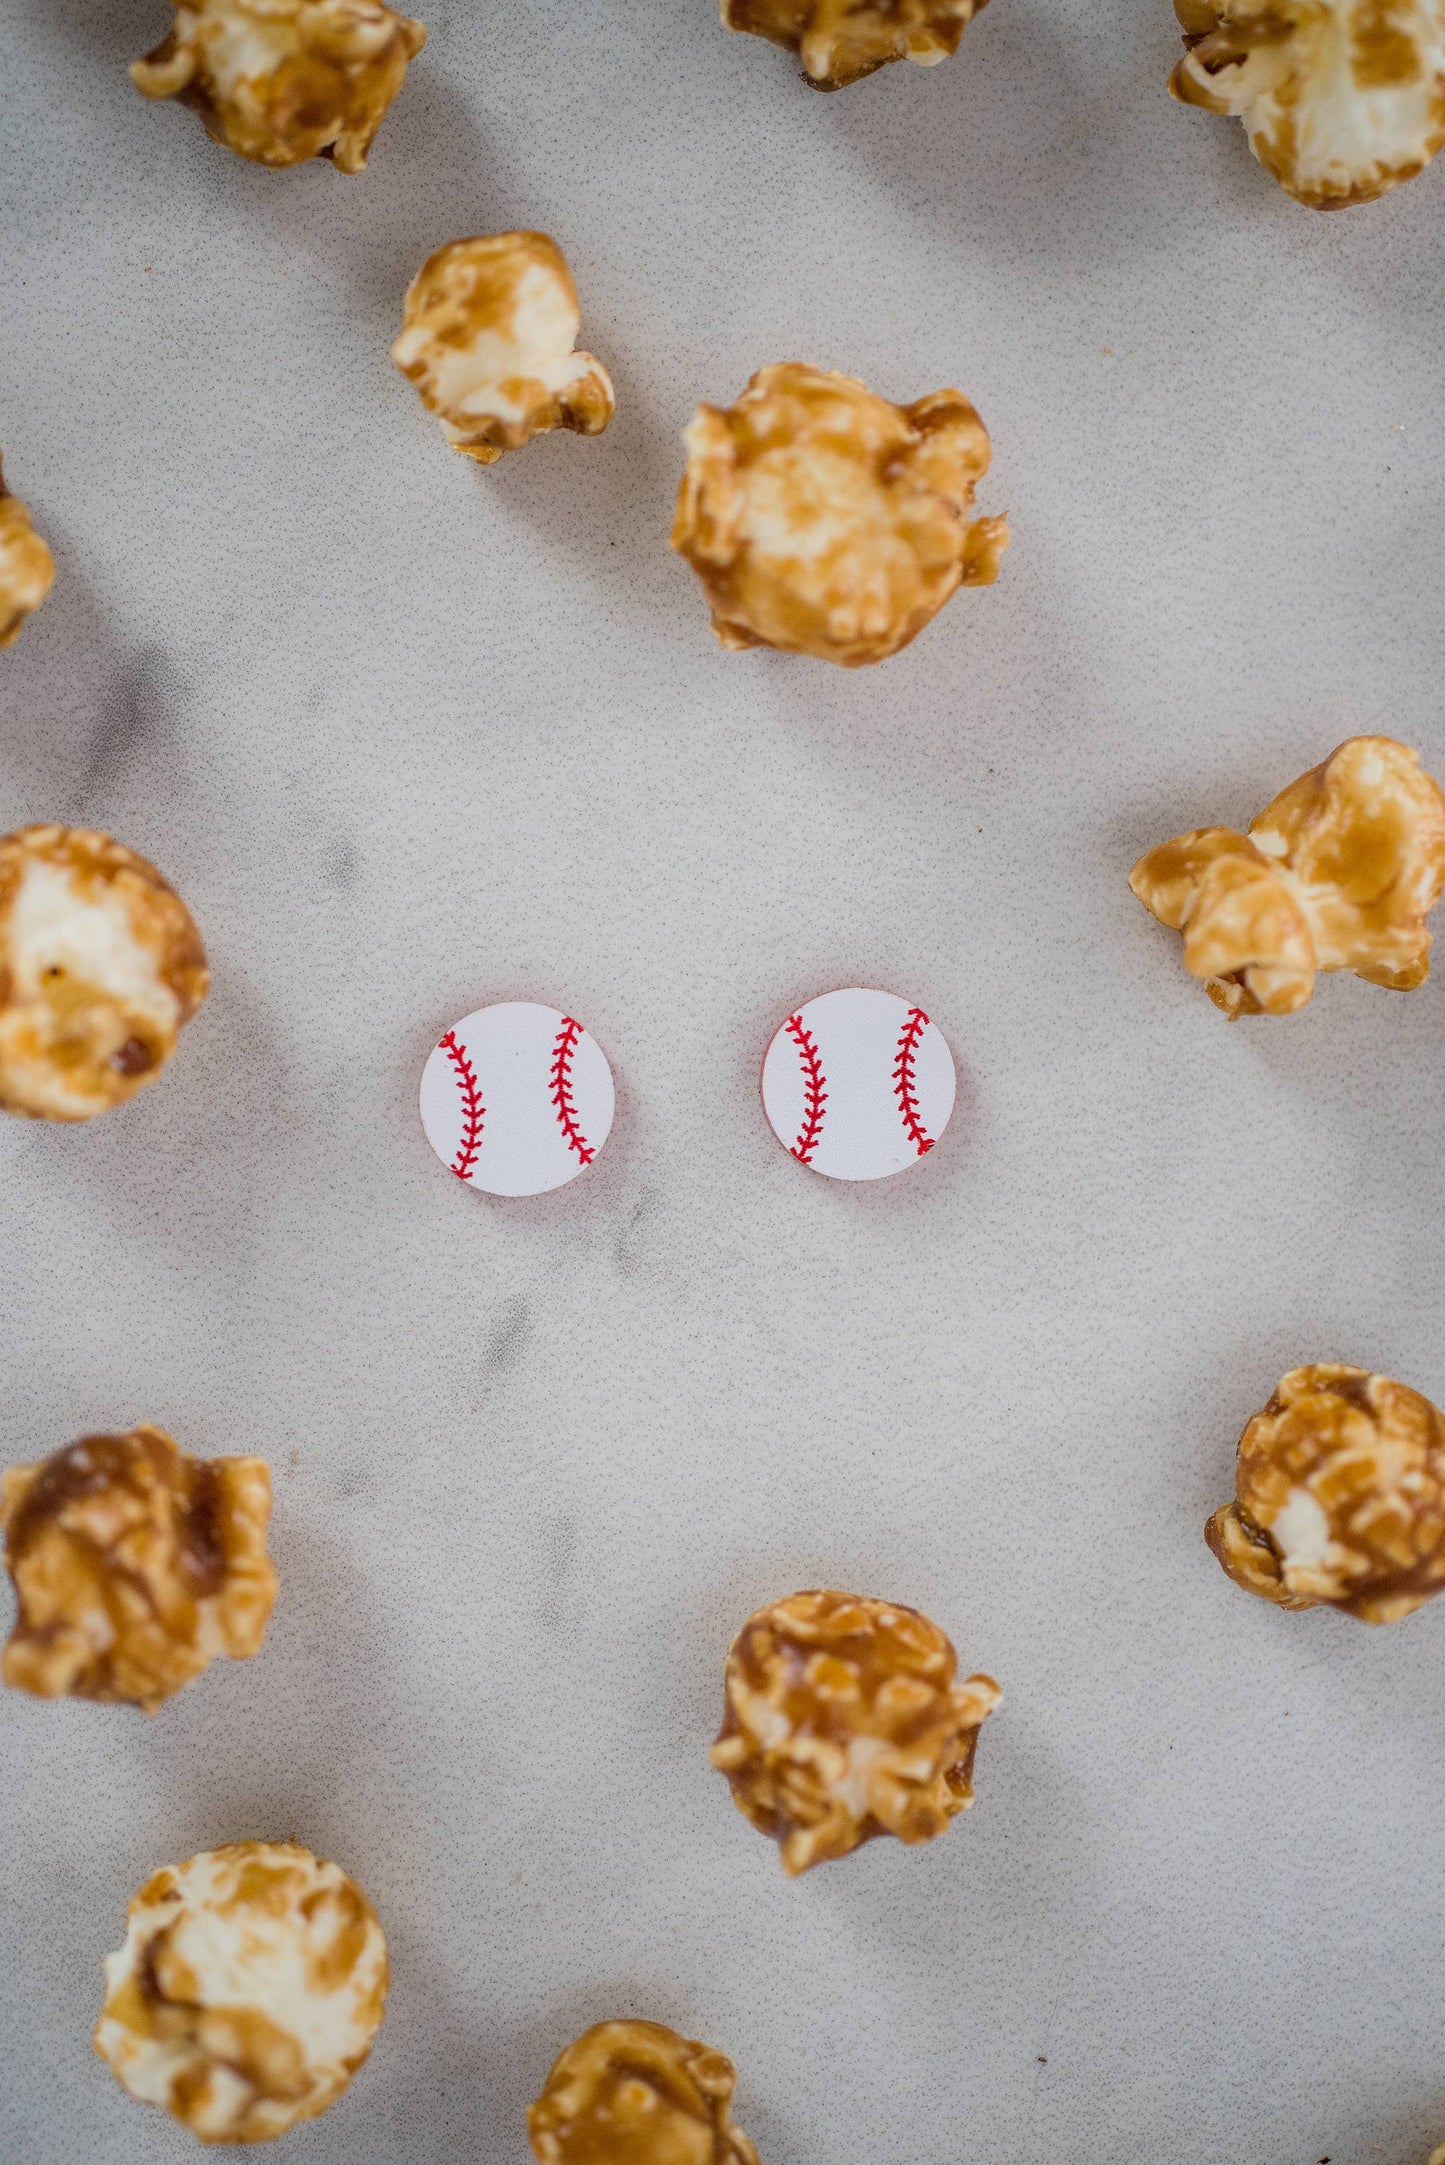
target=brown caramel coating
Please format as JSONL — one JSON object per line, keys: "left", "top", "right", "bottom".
{"left": 131, "top": 0, "right": 426, "bottom": 173}
{"left": 1, "top": 1426, "right": 276, "bottom": 1710}
{"left": 672, "top": 363, "right": 1007, "bottom": 668}
{"left": 0, "top": 823, "right": 208, "bottom": 1121}
{"left": 0, "top": 456, "right": 55, "bottom": 649}
{"left": 711, "top": 1588, "right": 1001, "bottom": 1875}
{"left": 1207, "top": 1367, "right": 1445, "bottom": 1624}
{"left": 723, "top": 0, "right": 986, "bottom": 88}
{"left": 528, "top": 2020, "right": 760, "bottom": 2165}
{"left": 392, "top": 232, "right": 615, "bottom": 465}
{"left": 95, "top": 1842, "right": 388, "bottom": 2143}
{"left": 1171, "top": 0, "right": 1445, "bottom": 210}
{"left": 1130, "top": 737, "right": 1445, "bottom": 1017}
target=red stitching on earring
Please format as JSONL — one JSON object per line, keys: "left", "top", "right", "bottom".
{"left": 440, "top": 1030, "right": 484, "bottom": 1179}
{"left": 786, "top": 1013, "right": 827, "bottom": 1163}
{"left": 893, "top": 1007, "right": 933, "bottom": 1156}
{"left": 550, "top": 1016, "right": 594, "bottom": 1163}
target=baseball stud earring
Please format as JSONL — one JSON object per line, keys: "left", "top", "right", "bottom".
{"left": 420, "top": 1001, "right": 615, "bottom": 1196}
{"left": 761, "top": 987, "right": 956, "bottom": 1181}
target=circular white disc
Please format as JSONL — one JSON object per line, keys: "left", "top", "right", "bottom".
{"left": 761, "top": 987, "right": 956, "bottom": 1182}
{"left": 419, "top": 1002, "right": 615, "bottom": 1197}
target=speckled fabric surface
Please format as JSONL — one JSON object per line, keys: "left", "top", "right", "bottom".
{"left": 2, "top": 3, "right": 1444, "bottom": 2162}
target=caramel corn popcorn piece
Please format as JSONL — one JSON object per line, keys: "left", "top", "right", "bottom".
{"left": 0, "top": 823, "right": 208, "bottom": 1121}
{"left": 711, "top": 1588, "right": 1001, "bottom": 1875}
{"left": 131, "top": 0, "right": 426, "bottom": 172}
{"left": 529, "top": 2019, "right": 761, "bottom": 2165}
{"left": 95, "top": 1842, "right": 388, "bottom": 2143}
{"left": 1, "top": 1426, "right": 276, "bottom": 1710}
{"left": 393, "top": 232, "right": 615, "bottom": 465}
{"left": 1130, "top": 737, "right": 1445, "bottom": 1017}
{"left": 0, "top": 457, "right": 55, "bottom": 649}
{"left": 724, "top": 0, "right": 987, "bottom": 88}
{"left": 1170, "top": 0, "right": 1445, "bottom": 209}
{"left": 671, "top": 362, "right": 1007, "bottom": 667}
{"left": 1208, "top": 1366, "right": 1445, "bottom": 1624}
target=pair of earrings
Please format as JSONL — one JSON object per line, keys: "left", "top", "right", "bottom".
{"left": 418, "top": 988, "right": 959, "bottom": 1197}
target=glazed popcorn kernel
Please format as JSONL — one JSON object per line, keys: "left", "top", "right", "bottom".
{"left": 0, "top": 823, "right": 208, "bottom": 1122}
{"left": 1170, "top": 0, "right": 1445, "bottom": 209}
{"left": 95, "top": 1842, "right": 388, "bottom": 2144}
{"left": 723, "top": 0, "right": 987, "bottom": 89}
{"left": 1207, "top": 1366, "right": 1445, "bottom": 1624}
{"left": 131, "top": 0, "right": 426, "bottom": 173}
{"left": 393, "top": 232, "right": 615, "bottom": 465}
{"left": 1130, "top": 736, "right": 1445, "bottom": 1018}
{"left": 1, "top": 1426, "right": 276, "bottom": 1711}
{"left": 711, "top": 1588, "right": 1001, "bottom": 1876}
{"left": 671, "top": 362, "right": 1008, "bottom": 668}
{"left": 0, "top": 457, "right": 55, "bottom": 649}
{"left": 528, "top": 2019, "right": 761, "bottom": 2165}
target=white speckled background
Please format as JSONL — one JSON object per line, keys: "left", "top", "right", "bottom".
{"left": 3, "top": 2, "right": 1445, "bottom": 2160}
